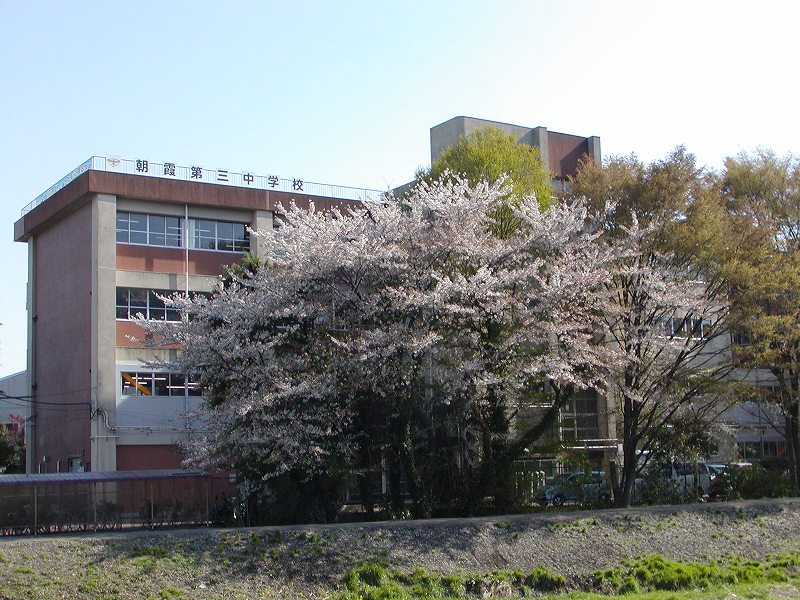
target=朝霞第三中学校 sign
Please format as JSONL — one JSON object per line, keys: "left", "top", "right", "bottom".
{"left": 23, "top": 156, "right": 385, "bottom": 217}
{"left": 108, "top": 156, "right": 307, "bottom": 194}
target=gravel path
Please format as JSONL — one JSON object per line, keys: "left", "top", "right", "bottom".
{"left": 0, "top": 498, "right": 798, "bottom": 599}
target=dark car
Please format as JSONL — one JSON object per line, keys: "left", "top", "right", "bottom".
{"left": 537, "top": 471, "right": 610, "bottom": 507}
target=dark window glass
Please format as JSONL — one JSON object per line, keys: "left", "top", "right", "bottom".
{"left": 129, "top": 213, "right": 147, "bottom": 232}
{"left": 129, "top": 289, "right": 148, "bottom": 314}
{"left": 169, "top": 373, "right": 186, "bottom": 397}
{"left": 116, "top": 213, "right": 130, "bottom": 243}
{"left": 149, "top": 215, "right": 166, "bottom": 234}
{"left": 217, "top": 221, "right": 233, "bottom": 240}
{"left": 129, "top": 231, "right": 148, "bottom": 244}
{"left": 189, "top": 218, "right": 248, "bottom": 252}
{"left": 117, "top": 212, "right": 185, "bottom": 247}
{"left": 153, "top": 373, "right": 170, "bottom": 396}
{"left": 148, "top": 291, "right": 165, "bottom": 309}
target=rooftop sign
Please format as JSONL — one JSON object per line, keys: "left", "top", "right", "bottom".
{"left": 22, "top": 156, "right": 385, "bottom": 216}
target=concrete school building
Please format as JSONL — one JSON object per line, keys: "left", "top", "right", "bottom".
{"left": 12, "top": 117, "right": 604, "bottom": 475}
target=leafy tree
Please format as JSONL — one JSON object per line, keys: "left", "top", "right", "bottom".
{"left": 571, "top": 149, "right": 734, "bottom": 507}
{"left": 722, "top": 149, "right": 800, "bottom": 489}
{"left": 416, "top": 127, "right": 554, "bottom": 237}
{"left": 0, "top": 418, "right": 24, "bottom": 473}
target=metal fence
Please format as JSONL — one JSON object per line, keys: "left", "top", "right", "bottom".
{"left": 0, "top": 470, "right": 233, "bottom": 536}
{"left": 21, "top": 156, "right": 387, "bottom": 216}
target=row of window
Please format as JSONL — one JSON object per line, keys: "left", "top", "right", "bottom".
{"left": 737, "top": 440, "right": 786, "bottom": 460}
{"left": 121, "top": 371, "right": 201, "bottom": 397}
{"left": 657, "top": 316, "right": 710, "bottom": 339}
{"left": 116, "top": 212, "right": 250, "bottom": 252}
{"left": 116, "top": 288, "right": 181, "bottom": 321}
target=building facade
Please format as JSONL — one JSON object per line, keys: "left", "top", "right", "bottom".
{"left": 430, "top": 116, "right": 601, "bottom": 183}
{"left": 14, "top": 118, "right": 608, "bottom": 476}
{"left": 14, "top": 157, "right": 382, "bottom": 473}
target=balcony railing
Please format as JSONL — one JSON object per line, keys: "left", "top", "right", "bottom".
{"left": 21, "top": 156, "right": 387, "bottom": 216}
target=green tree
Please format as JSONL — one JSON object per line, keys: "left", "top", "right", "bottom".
{"left": 571, "top": 149, "right": 734, "bottom": 507}
{"left": 416, "top": 127, "right": 554, "bottom": 237}
{"left": 0, "top": 421, "right": 24, "bottom": 473}
{"left": 723, "top": 149, "right": 800, "bottom": 490}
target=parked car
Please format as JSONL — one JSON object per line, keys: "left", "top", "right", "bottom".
{"left": 663, "top": 461, "right": 714, "bottom": 496}
{"left": 537, "top": 471, "right": 610, "bottom": 507}
{"left": 707, "top": 462, "right": 752, "bottom": 501}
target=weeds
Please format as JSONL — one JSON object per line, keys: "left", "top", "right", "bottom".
{"left": 546, "top": 518, "right": 599, "bottom": 534}
{"left": 336, "top": 561, "right": 565, "bottom": 599}
{"left": 593, "top": 553, "right": 800, "bottom": 594}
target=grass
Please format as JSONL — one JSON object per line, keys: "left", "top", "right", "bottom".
{"left": 335, "top": 554, "right": 800, "bottom": 599}
{"left": 593, "top": 554, "right": 799, "bottom": 594}
{"left": 336, "top": 561, "right": 568, "bottom": 599}
{"left": 535, "top": 582, "right": 800, "bottom": 600}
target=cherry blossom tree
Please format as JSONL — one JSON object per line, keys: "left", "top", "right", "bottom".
{"left": 145, "top": 171, "right": 733, "bottom": 517}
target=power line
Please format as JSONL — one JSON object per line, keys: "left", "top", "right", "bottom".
{"left": 0, "top": 392, "right": 90, "bottom": 407}
{"left": 0, "top": 386, "right": 93, "bottom": 400}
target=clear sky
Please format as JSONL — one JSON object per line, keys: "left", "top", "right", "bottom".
{"left": 1, "top": 1, "right": 798, "bottom": 377}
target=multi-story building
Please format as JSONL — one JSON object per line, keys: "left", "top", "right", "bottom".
{"left": 13, "top": 118, "right": 609, "bottom": 476}
{"left": 429, "top": 115, "right": 602, "bottom": 186}
{"left": 13, "top": 157, "right": 382, "bottom": 473}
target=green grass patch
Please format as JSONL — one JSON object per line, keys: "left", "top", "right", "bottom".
{"left": 593, "top": 553, "right": 800, "bottom": 594}
{"left": 536, "top": 580, "right": 800, "bottom": 599}
{"left": 335, "top": 553, "right": 799, "bottom": 599}
{"left": 336, "top": 561, "right": 566, "bottom": 599}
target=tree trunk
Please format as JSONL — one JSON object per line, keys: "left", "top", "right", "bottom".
{"left": 786, "top": 400, "right": 800, "bottom": 491}
{"left": 386, "top": 446, "right": 403, "bottom": 516}
{"left": 614, "top": 395, "right": 640, "bottom": 508}
{"left": 398, "top": 397, "right": 430, "bottom": 519}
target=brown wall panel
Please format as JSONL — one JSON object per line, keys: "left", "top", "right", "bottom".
{"left": 17, "top": 170, "right": 368, "bottom": 241}
{"left": 116, "top": 321, "right": 181, "bottom": 349}
{"left": 116, "top": 444, "right": 184, "bottom": 470}
{"left": 548, "top": 132, "right": 590, "bottom": 179}
{"left": 32, "top": 202, "right": 93, "bottom": 471}
{"left": 116, "top": 244, "right": 242, "bottom": 276}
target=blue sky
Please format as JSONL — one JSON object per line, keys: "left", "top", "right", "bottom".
{"left": 1, "top": 1, "right": 798, "bottom": 376}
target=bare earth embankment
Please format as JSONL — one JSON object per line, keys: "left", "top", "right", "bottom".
{"left": 0, "top": 498, "right": 798, "bottom": 599}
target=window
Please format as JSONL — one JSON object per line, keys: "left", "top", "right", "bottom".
{"left": 116, "top": 288, "right": 181, "bottom": 321}
{"left": 737, "top": 441, "right": 761, "bottom": 460}
{"left": 730, "top": 329, "right": 753, "bottom": 346}
{"left": 189, "top": 218, "right": 249, "bottom": 252}
{"left": 120, "top": 371, "right": 201, "bottom": 397}
{"left": 559, "top": 389, "right": 599, "bottom": 442}
{"left": 116, "top": 212, "right": 249, "bottom": 252}
{"left": 116, "top": 212, "right": 182, "bottom": 247}
{"left": 657, "top": 315, "right": 709, "bottom": 339}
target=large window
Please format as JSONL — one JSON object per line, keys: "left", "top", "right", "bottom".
{"left": 120, "top": 371, "right": 201, "bottom": 397}
{"left": 559, "top": 389, "right": 599, "bottom": 442}
{"left": 116, "top": 212, "right": 182, "bottom": 247}
{"left": 116, "top": 211, "right": 249, "bottom": 253}
{"left": 189, "top": 218, "right": 249, "bottom": 252}
{"left": 658, "top": 316, "right": 710, "bottom": 339}
{"left": 116, "top": 288, "right": 181, "bottom": 321}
